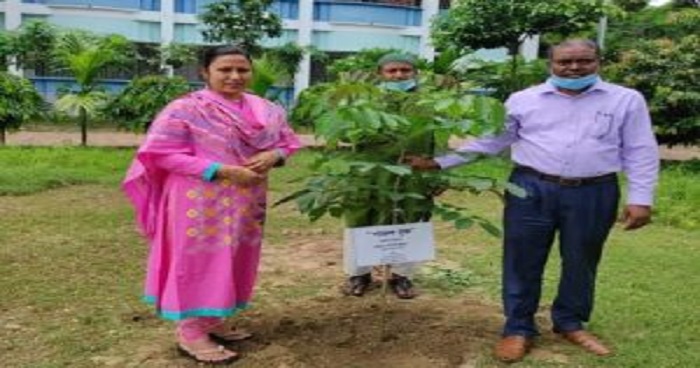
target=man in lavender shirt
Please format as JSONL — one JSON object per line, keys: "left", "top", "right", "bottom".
{"left": 407, "top": 39, "right": 659, "bottom": 362}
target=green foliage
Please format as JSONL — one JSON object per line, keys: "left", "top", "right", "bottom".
{"left": 0, "top": 20, "right": 56, "bottom": 71}
{"left": 327, "top": 48, "right": 397, "bottom": 78}
{"left": 265, "top": 42, "right": 305, "bottom": 78}
{"left": 432, "top": 0, "right": 608, "bottom": 55}
{"left": 102, "top": 75, "right": 192, "bottom": 132}
{"left": 54, "top": 91, "right": 108, "bottom": 118}
{"left": 429, "top": 48, "right": 465, "bottom": 75}
{"left": 199, "top": 0, "right": 282, "bottom": 56}
{"left": 0, "top": 73, "right": 44, "bottom": 144}
{"left": 605, "top": 2, "right": 700, "bottom": 61}
{"left": 13, "top": 20, "right": 56, "bottom": 70}
{"left": 603, "top": 2, "right": 700, "bottom": 146}
{"left": 327, "top": 48, "right": 428, "bottom": 80}
{"left": 613, "top": 0, "right": 649, "bottom": 12}
{"left": 280, "top": 78, "right": 514, "bottom": 233}
{"left": 250, "top": 54, "right": 289, "bottom": 100}
{"left": 606, "top": 35, "right": 700, "bottom": 146}
{"left": 53, "top": 31, "right": 133, "bottom": 91}
{"left": 451, "top": 56, "right": 549, "bottom": 101}
{"left": 160, "top": 43, "right": 198, "bottom": 69}
{"left": 0, "top": 32, "right": 16, "bottom": 70}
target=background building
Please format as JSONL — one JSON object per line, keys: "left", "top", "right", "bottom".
{"left": 0, "top": 0, "right": 530, "bottom": 101}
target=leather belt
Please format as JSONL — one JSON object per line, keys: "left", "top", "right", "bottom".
{"left": 515, "top": 166, "right": 617, "bottom": 187}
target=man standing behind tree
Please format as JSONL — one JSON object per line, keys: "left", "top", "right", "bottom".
{"left": 407, "top": 39, "right": 659, "bottom": 362}
{"left": 343, "top": 53, "right": 432, "bottom": 299}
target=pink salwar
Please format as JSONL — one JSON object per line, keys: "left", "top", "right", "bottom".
{"left": 123, "top": 89, "right": 301, "bottom": 321}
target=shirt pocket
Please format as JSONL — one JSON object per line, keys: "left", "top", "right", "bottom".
{"left": 588, "top": 111, "right": 618, "bottom": 142}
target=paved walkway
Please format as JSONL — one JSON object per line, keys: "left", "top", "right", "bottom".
{"left": 5, "top": 131, "right": 699, "bottom": 160}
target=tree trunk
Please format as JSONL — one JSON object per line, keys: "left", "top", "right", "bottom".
{"left": 80, "top": 107, "right": 88, "bottom": 146}
{"left": 0, "top": 126, "right": 5, "bottom": 146}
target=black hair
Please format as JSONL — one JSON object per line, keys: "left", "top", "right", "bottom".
{"left": 547, "top": 39, "right": 601, "bottom": 60}
{"left": 201, "top": 45, "right": 252, "bottom": 69}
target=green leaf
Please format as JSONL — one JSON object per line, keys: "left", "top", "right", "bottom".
{"left": 441, "top": 211, "right": 461, "bottom": 221}
{"left": 272, "top": 189, "right": 310, "bottom": 207}
{"left": 478, "top": 221, "right": 502, "bottom": 237}
{"left": 455, "top": 218, "right": 474, "bottom": 230}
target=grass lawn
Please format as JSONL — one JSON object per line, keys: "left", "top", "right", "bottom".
{"left": 0, "top": 147, "right": 698, "bottom": 367}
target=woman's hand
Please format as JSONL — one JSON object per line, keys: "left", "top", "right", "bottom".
{"left": 216, "top": 165, "right": 264, "bottom": 186}
{"left": 244, "top": 150, "right": 281, "bottom": 174}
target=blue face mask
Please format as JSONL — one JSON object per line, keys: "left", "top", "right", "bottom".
{"left": 548, "top": 74, "right": 599, "bottom": 91}
{"left": 380, "top": 79, "right": 417, "bottom": 92}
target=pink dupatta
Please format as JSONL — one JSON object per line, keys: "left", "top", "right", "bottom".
{"left": 122, "top": 89, "right": 301, "bottom": 240}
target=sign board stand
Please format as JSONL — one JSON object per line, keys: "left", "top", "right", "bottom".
{"left": 343, "top": 222, "right": 436, "bottom": 339}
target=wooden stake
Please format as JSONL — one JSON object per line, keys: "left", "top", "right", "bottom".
{"left": 380, "top": 263, "right": 391, "bottom": 340}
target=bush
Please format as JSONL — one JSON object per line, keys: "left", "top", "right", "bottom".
{"left": 103, "top": 75, "right": 192, "bottom": 132}
{"left": 0, "top": 72, "right": 44, "bottom": 143}
{"left": 607, "top": 35, "right": 700, "bottom": 146}
{"left": 452, "top": 57, "right": 549, "bottom": 101}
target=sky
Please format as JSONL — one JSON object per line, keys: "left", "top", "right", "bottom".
{"left": 650, "top": 0, "right": 670, "bottom": 5}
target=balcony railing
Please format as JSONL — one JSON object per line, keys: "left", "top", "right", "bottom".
{"left": 21, "top": 0, "right": 161, "bottom": 11}
{"left": 174, "top": 0, "right": 298, "bottom": 19}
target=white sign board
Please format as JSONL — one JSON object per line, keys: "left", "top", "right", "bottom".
{"left": 344, "top": 222, "right": 435, "bottom": 273}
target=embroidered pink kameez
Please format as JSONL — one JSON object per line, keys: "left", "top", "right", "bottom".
{"left": 123, "top": 89, "right": 301, "bottom": 320}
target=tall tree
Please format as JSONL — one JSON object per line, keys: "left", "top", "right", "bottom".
{"left": 0, "top": 20, "right": 56, "bottom": 72}
{"left": 52, "top": 31, "right": 133, "bottom": 146}
{"left": 431, "top": 0, "right": 608, "bottom": 89}
{"left": 14, "top": 21, "right": 56, "bottom": 72}
{"left": 432, "top": 0, "right": 607, "bottom": 56}
{"left": 199, "top": 0, "right": 282, "bottom": 56}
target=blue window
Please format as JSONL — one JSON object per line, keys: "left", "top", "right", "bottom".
{"left": 314, "top": 1, "right": 421, "bottom": 27}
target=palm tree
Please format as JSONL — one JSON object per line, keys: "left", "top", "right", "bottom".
{"left": 52, "top": 31, "right": 133, "bottom": 146}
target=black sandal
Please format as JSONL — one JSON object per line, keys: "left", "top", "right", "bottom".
{"left": 389, "top": 274, "right": 416, "bottom": 299}
{"left": 343, "top": 273, "right": 372, "bottom": 297}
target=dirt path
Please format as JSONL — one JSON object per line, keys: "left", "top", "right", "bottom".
{"left": 6, "top": 131, "right": 699, "bottom": 160}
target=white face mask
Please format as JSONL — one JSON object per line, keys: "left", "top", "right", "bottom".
{"left": 548, "top": 74, "right": 599, "bottom": 90}
{"left": 380, "top": 79, "right": 417, "bottom": 92}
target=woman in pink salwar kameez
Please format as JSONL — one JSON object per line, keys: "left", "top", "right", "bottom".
{"left": 122, "top": 46, "right": 301, "bottom": 364}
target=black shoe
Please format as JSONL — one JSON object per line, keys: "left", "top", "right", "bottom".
{"left": 344, "top": 273, "right": 372, "bottom": 297}
{"left": 389, "top": 274, "right": 416, "bottom": 299}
